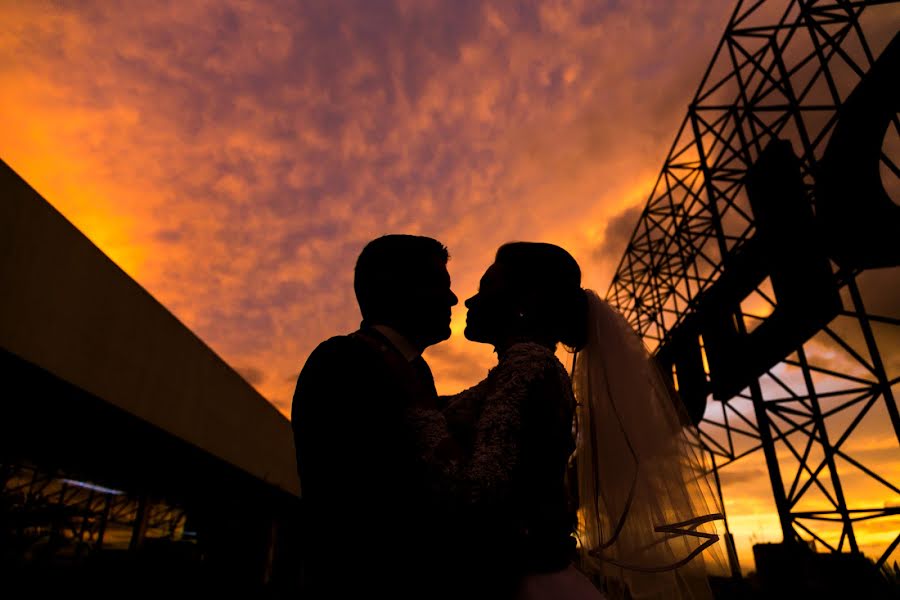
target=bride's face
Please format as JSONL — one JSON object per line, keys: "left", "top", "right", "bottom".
{"left": 464, "top": 262, "right": 514, "bottom": 345}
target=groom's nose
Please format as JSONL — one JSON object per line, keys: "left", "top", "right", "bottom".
{"left": 448, "top": 290, "right": 459, "bottom": 306}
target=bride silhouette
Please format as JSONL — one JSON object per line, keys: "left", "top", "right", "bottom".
{"left": 410, "top": 242, "right": 726, "bottom": 600}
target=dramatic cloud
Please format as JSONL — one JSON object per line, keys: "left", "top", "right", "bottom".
{"left": 1, "top": 0, "right": 734, "bottom": 407}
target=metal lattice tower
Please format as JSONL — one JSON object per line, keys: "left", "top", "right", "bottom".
{"left": 1, "top": 462, "right": 190, "bottom": 555}
{"left": 606, "top": 0, "right": 900, "bottom": 571}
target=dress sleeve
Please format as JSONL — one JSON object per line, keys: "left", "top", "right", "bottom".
{"left": 463, "top": 344, "right": 564, "bottom": 507}
{"left": 442, "top": 381, "right": 489, "bottom": 453}
{"left": 408, "top": 343, "right": 568, "bottom": 508}
{"left": 406, "top": 374, "right": 499, "bottom": 503}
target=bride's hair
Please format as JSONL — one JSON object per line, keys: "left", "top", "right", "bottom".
{"left": 495, "top": 242, "right": 588, "bottom": 350}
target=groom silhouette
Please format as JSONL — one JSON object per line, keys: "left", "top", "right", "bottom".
{"left": 292, "top": 234, "right": 459, "bottom": 598}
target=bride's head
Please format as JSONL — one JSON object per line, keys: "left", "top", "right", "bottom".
{"left": 464, "top": 242, "right": 588, "bottom": 352}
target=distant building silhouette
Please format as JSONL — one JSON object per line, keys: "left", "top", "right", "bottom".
{"left": 0, "top": 158, "right": 301, "bottom": 597}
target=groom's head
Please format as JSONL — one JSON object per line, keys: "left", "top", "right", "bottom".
{"left": 354, "top": 234, "right": 458, "bottom": 350}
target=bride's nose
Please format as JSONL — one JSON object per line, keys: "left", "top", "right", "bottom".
{"left": 465, "top": 294, "right": 477, "bottom": 308}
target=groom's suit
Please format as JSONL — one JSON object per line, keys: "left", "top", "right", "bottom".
{"left": 292, "top": 326, "right": 447, "bottom": 598}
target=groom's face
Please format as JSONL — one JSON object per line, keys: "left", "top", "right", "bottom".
{"left": 393, "top": 258, "right": 458, "bottom": 349}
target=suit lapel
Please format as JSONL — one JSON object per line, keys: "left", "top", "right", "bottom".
{"left": 353, "top": 328, "right": 438, "bottom": 410}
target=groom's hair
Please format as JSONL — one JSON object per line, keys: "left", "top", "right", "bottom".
{"left": 354, "top": 234, "right": 449, "bottom": 322}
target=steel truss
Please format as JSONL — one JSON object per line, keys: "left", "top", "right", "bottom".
{"left": 1, "top": 462, "right": 189, "bottom": 559}
{"left": 605, "top": 0, "right": 900, "bottom": 571}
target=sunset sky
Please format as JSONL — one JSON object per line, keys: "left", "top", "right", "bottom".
{"left": 2, "top": 0, "right": 897, "bottom": 574}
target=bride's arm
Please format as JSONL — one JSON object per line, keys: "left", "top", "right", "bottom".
{"left": 463, "top": 354, "right": 560, "bottom": 506}
{"left": 409, "top": 345, "right": 565, "bottom": 507}
{"left": 406, "top": 379, "right": 490, "bottom": 495}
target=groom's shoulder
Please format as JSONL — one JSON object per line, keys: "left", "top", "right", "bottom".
{"left": 304, "top": 331, "right": 392, "bottom": 374}
{"left": 295, "top": 334, "right": 375, "bottom": 398}
{"left": 307, "top": 332, "right": 372, "bottom": 365}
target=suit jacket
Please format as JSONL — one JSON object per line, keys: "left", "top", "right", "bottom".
{"left": 291, "top": 327, "right": 445, "bottom": 598}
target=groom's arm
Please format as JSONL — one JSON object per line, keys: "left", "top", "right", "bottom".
{"left": 292, "top": 336, "right": 383, "bottom": 507}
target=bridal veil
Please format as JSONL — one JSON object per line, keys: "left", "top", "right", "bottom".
{"left": 572, "top": 290, "right": 727, "bottom": 599}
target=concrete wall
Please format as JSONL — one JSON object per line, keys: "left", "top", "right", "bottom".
{"left": 0, "top": 159, "right": 300, "bottom": 497}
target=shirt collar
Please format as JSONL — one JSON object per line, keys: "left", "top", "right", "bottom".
{"left": 371, "top": 324, "right": 422, "bottom": 362}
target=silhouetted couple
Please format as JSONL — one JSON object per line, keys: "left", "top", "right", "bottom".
{"left": 292, "top": 235, "right": 725, "bottom": 600}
